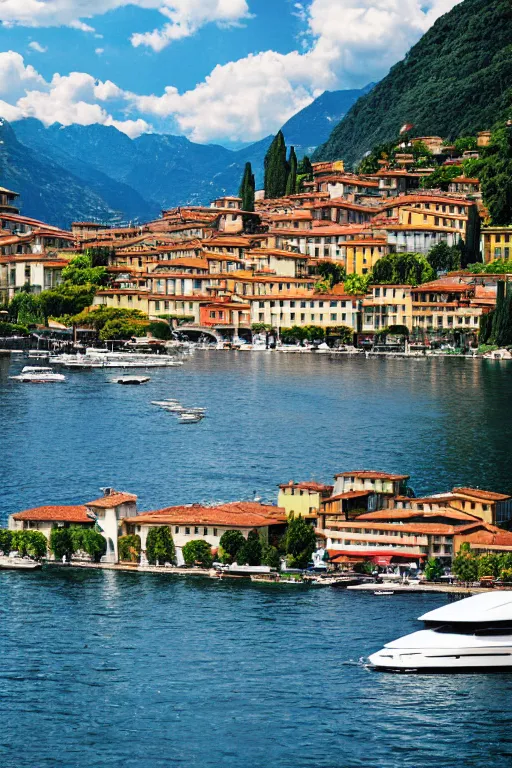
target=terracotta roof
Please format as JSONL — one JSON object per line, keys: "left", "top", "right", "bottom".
{"left": 278, "top": 481, "right": 333, "bottom": 492}
{"left": 356, "top": 508, "right": 479, "bottom": 523}
{"left": 86, "top": 492, "right": 138, "bottom": 508}
{"left": 323, "top": 491, "right": 371, "bottom": 502}
{"left": 453, "top": 487, "right": 511, "bottom": 502}
{"left": 125, "top": 501, "right": 286, "bottom": 527}
{"left": 11, "top": 505, "right": 90, "bottom": 522}
{"left": 334, "top": 471, "right": 409, "bottom": 480}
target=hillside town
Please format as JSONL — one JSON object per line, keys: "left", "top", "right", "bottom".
{"left": 5, "top": 469, "right": 512, "bottom": 583}
{"left": 1, "top": 127, "right": 511, "bottom": 352}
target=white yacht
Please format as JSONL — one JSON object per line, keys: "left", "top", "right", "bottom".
{"left": 10, "top": 366, "right": 66, "bottom": 383}
{"left": 369, "top": 592, "right": 512, "bottom": 672}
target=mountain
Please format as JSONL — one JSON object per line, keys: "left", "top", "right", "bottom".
{"left": 314, "top": 0, "right": 512, "bottom": 167}
{"left": 0, "top": 118, "right": 136, "bottom": 228}
{"left": 5, "top": 84, "right": 378, "bottom": 227}
{"left": 280, "top": 84, "right": 374, "bottom": 157}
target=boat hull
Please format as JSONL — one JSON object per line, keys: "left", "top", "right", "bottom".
{"left": 369, "top": 628, "right": 512, "bottom": 672}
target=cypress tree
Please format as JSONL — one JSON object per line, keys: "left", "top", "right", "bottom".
{"left": 264, "top": 130, "right": 288, "bottom": 199}
{"left": 285, "top": 146, "right": 298, "bottom": 196}
{"left": 238, "top": 162, "right": 255, "bottom": 212}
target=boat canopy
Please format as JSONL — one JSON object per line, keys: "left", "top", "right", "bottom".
{"left": 420, "top": 592, "right": 512, "bottom": 624}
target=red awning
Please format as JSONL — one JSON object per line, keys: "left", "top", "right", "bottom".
{"left": 372, "top": 556, "right": 392, "bottom": 566}
{"left": 328, "top": 549, "right": 425, "bottom": 561}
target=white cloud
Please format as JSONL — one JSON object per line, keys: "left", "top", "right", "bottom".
{"left": 131, "top": 0, "right": 251, "bottom": 52}
{"left": 28, "top": 41, "right": 47, "bottom": 53}
{"left": 95, "top": 47, "right": 104, "bottom": 55}
{"left": 0, "top": 52, "right": 150, "bottom": 137}
{"left": 127, "top": 0, "right": 462, "bottom": 142}
{"left": 0, "top": 0, "right": 464, "bottom": 145}
{"left": 0, "top": 0, "right": 250, "bottom": 46}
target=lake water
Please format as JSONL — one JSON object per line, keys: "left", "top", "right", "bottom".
{"left": 2, "top": 351, "right": 512, "bottom": 767}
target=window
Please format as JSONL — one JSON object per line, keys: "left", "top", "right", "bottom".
{"left": 213, "top": 528, "right": 218, "bottom": 537}
{"left": 331, "top": 313, "right": 336, "bottom": 321}
{"left": 194, "top": 527, "right": 199, "bottom": 534}
{"left": 300, "top": 301, "right": 306, "bottom": 308}
{"left": 203, "top": 527, "right": 208, "bottom": 536}
{"left": 155, "top": 301, "right": 160, "bottom": 310}
{"left": 175, "top": 526, "right": 179, "bottom": 534}
{"left": 330, "top": 301, "right": 337, "bottom": 308}
{"left": 290, "top": 301, "right": 296, "bottom": 308}
{"left": 210, "top": 311, "right": 216, "bottom": 318}
{"left": 185, "top": 527, "right": 190, "bottom": 535}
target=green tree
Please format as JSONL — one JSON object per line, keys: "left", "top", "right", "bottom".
{"left": 238, "top": 529, "right": 263, "bottom": 566}
{"left": 0, "top": 529, "right": 12, "bottom": 554}
{"left": 8, "top": 291, "right": 43, "bottom": 325}
{"left": 479, "top": 123, "right": 512, "bottom": 225}
{"left": 285, "top": 146, "right": 298, "bottom": 196}
{"left": 84, "top": 246, "right": 112, "bottom": 268}
{"left": 421, "top": 165, "right": 462, "bottom": 191}
{"left": 49, "top": 528, "right": 74, "bottom": 561}
{"left": 61, "top": 254, "right": 108, "bottom": 287}
{"left": 372, "top": 252, "right": 434, "bottom": 286}
{"left": 118, "top": 534, "right": 141, "bottom": 563}
{"left": 326, "top": 325, "right": 354, "bottom": 344}
{"left": 70, "top": 527, "right": 107, "bottom": 562}
{"left": 424, "top": 557, "right": 444, "bottom": 582}
{"left": 316, "top": 261, "right": 346, "bottom": 286}
{"left": 262, "top": 544, "right": 281, "bottom": 569}
{"left": 285, "top": 514, "right": 317, "bottom": 569}
{"left": 239, "top": 161, "right": 255, "bottom": 212}
{"left": 264, "top": 130, "right": 288, "bottom": 199}
{"left": 427, "top": 242, "right": 461, "bottom": 273}
{"left": 146, "top": 526, "right": 175, "bottom": 565}
{"left": 280, "top": 325, "right": 309, "bottom": 344}
{"left": 182, "top": 539, "right": 213, "bottom": 567}
{"left": 454, "top": 136, "right": 477, "bottom": 154}
{"left": 452, "top": 544, "right": 479, "bottom": 584}
{"left": 219, "top": 530, "right": 246, "bottom": 563}
{"left": 477, "top": 554, "right": 501, "bottom": 578}
{"left": 38, "top": 285, "right": 96, "bottom": 322}
{"left": 70, "top": 306, "right": 148, "bottom": 333}
{"left": 11, "top": 530, "right": 47, "bottom": 559}
{"left": 344, "top": 273, "right": 371, "bottom": 294}
{"left": 296, "top": 155, "right": 314, "bottom": 193}
{"left": 0, "top": 322, "right": 29, "bottom": 337}
{"left": 148, "top": 320, "right": 173, "bottom": 340}
{"left": 99, "top": 318, "right": 147, "bottom": 341}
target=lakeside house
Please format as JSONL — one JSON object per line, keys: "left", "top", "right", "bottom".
{"left": 121, "top": 501, "right": 287, "bottom": 565}
{"left": 5, "top": 471, "right": 512, "bottom": 571}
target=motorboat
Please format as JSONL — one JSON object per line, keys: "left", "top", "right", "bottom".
{"left": 369, "top": 592, "right": 512, "bottom": 673}
{"left": 178, "top": 412, "right": 204, "bottom": 424}
{"left": 10, "top": 366, "right": 66, "bottom": 383}
{"left": 374, "top": 590, "right": 395, "bottom": 596}
{"left": 151, "top": 400, "right": 181, "bottom": 407}
{"left": 112, "top": 376, "right": 150, "bottom": 385}
{"left": 0, "top": 555, "right": 42, "bottom": 570}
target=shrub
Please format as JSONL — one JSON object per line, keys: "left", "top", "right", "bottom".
{"left": 262, "top": 544, "right": 281, "bottom": 570}
{"left": 0, "top": 529, "right": 12, "bottom": 554}
{"left": 219, "top": 530, "right": 246, "bottom": 563}
{"left": 49, "top": 528, "right": 74, "bottom": 561}
{"left": 118, "top": 534, "right": 141, "bottom": 563}
{"left": 238, "top": 529, "right": 263, "bottom": 566}
{"left": 182, "top": 539, "right": 213, "bottom": 567}
{"left": 11, "top": 530, "right": 47, "bottom": 560}
{"left": 70, "top": 527, "right": 107, "bottom": 562}
{"left": 146, "top": 526, "right": 175, "bottom": 565}
{"left": 285, "top": 514, "right": 317, "bottom": 569}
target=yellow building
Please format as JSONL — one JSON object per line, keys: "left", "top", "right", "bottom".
{"left": 277, "top": 481, "right": 333, "bottom": 520}
{"left": 482, "top": 226, "right": 512, "bottom": 263}
{"left": 340, "top": 239, "right": 388, "bottom": 275}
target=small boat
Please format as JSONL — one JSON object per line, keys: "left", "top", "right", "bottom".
{"left": 112, "top": 376, "right": 150, "bottom": 385}
{"left": 151, "top": 400, "right": 181, "bottom": 407}
{"left": 178, "top": 412, "right": 204, "bottom": 423}
{"left": 0, "top": 556, "right": 42, "bottom": 571}
{"left": 10, "top": 366, "right": 66, "bottom": 383}
{"left": 369, "top": 591, "right": 512, "bottom": 673}
{"left": 374, "top": 590, "right": 395, "bottom": 596}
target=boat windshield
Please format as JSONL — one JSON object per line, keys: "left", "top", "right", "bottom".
{"left": 426, "top": 619, "right": 512, "bottom": 635}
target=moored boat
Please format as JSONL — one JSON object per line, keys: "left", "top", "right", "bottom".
{"left": 0, "top": 556, "right": 42, "bottom": 570}
{"left": 10, "top": 366, "right": 66, "bottom": 383}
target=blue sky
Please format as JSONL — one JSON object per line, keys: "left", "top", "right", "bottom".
{"left": 0, "top": 0, "right": 462, "bottom": 145}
